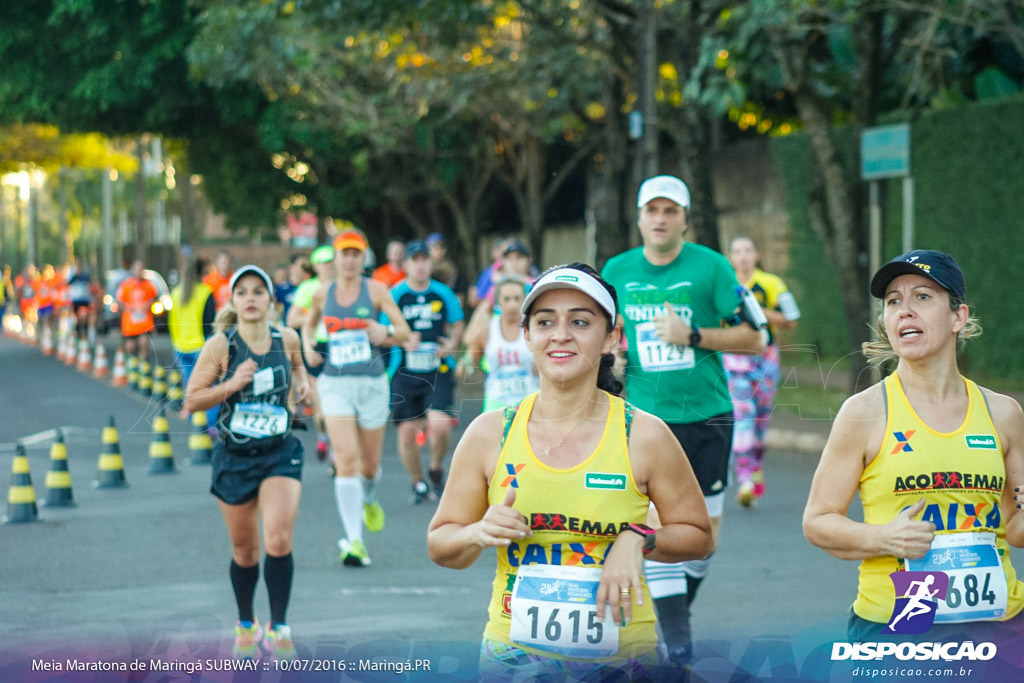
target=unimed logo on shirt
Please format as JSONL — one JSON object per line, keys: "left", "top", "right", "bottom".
{"left": 965, "top": 434, "right": 997, "bottom": 449}
{"left": 584, "top": 473, "right": 626, "bottom": 490}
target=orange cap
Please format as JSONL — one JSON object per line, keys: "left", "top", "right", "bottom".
{"left": 333, "top": 231, "right": 367, "bottom": 252}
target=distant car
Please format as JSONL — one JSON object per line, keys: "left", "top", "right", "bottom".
{"left": 102, "top": 269, "right": 174, "bottom": 334}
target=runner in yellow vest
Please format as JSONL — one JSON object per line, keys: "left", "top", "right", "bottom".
{"left": 804, "top": 250, "right": 1024, "bottom": 642}
{"left": 428, "top": 263, "right": 712, "bottom": 678}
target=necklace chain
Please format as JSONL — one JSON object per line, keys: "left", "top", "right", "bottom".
{"left": 538, "top": 412, "right": 591, "bottom": 460}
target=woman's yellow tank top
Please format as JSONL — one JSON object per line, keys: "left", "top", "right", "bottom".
{"left": 854, "top": 373, "right": 1024, "bottom": 623}
{"left": 482, "top": 391, "right": 657, "bottom": 660}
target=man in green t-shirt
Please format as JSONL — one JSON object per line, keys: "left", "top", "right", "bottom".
{"left": 601, "top": 175, "right": 763, "bottom": 667}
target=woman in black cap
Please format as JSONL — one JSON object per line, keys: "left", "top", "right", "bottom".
{"left": 804, "top": 250, "right": 1024, "bottom": 642}
{"left": 186, "top": 264, "right": 310, "bottom": 659}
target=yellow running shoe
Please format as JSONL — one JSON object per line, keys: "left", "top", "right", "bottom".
{"left": 262, "top": 624, "right": 296, "bottom": 660}
{"left": 363, "top": 501, "right": 385, "bottom": 532}
{"left": 232, "top": 619, "right": 262, "bottom": 659}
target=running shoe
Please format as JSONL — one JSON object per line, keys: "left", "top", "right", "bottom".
{"left": 232, "top": 619, "right": 263, "bottom": 659}
{"left": 262, "top": 623, "right": 296, "bottom": 660}
{"left": 428, "top": 468, "right": 445, "bottom": 499}
{"left": 363, "top": 500, "right": 385, "bottom": 532}
{"left": 411, "top": 480, "right": 430, "bottom": 505}
{"left": 736, "top": 480, "right": 756, "bottom": 508}
{"left": 316, "top": 434, "right": 330, "bottom": 462}
{"left": 751, "top": 467, "right": 765, "bottom": 501}
{"left": 668, "top": 644, "right": 693, "bottom": 668}
{"left": 338, "top": 537, "right": 371, "bottom": 566}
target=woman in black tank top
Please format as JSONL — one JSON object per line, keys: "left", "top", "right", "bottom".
{"left": 186, "top": 265, "right": 310, "bottom": 659}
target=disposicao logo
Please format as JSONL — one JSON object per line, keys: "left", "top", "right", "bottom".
{"left": 830, "top": 570, "right": 998, "bottom": 663}
{"left": 584, "top": 473, "right": 626, "bottom": 490}
{"left": 885, "top": 571, "right": 948, "bottom": 634}
{"left": 965, "top": 434, "right": 997, "bottom": 449}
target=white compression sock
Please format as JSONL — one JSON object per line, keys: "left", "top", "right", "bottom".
{"left": 334, "top": 476, "right": 364, "bottom": 543}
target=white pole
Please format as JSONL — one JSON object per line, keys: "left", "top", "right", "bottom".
{"left": 902, "top": 176, "right": 914, "bottom": 254}
{"left": 869, "top": 180, "right": 882, "bottom": 276}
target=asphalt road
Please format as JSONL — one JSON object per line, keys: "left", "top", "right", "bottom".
{"left": 1, "top": 332, "right": 1020, "bottom": 681}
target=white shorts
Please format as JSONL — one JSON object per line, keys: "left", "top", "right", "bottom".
{"left": 317, "top": 373, "right": 390, "bottom": 429}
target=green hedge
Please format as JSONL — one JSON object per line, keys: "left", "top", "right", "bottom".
{"left": 772, "top": 98, "right": 1024, "bottom": 384}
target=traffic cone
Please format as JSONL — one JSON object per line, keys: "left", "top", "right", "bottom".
{"left": 4, "top": 443, "right": 39, "bottom": 524}
{"left": 42, "top": 429, "right": 75, "bottom": 507}
{"left": 94, "top": 416, "right": 129, "bottom": 488}
{"left": 63, "top": 335, "right": 77, "bottom": 366}
{"left": 167, "top": 369, "right": 183, "bottom": 410}
{"left": 147, "top": 408, "right": 177, "bottom": 474}
{"left": 76, "top": 338, "right": 93, "bottom": 372}
{"left": 188, "top": 411, "right": 213, "bottom": 465}
{"left": 40, "top": 324, "right": 55, "bottom": 357}
{"left": 151, "top": 365, "right": 167, "bottom": 404}
{"left": 111, "top": 347, "right": 127, "bottom": 387}
{"left": 127, "top": 355, "right": 139, "bottom": 391}
{"left": 138, "top": 359, "right": 153, "bottom": 396}
{"left": 93, "top": 343, "right": 109, "bottom": 378}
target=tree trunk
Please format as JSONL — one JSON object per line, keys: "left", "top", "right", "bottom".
{"left": 594, "top": 79, "right": 632, "bottom": 268}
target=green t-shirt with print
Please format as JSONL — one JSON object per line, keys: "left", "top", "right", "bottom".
{"left": 292, "top": 277, "right": 327, "bottom": 342}
{"left": 601, "top": 243, "right": 742, "bottom": 424}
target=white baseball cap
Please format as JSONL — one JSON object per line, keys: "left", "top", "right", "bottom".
{"left": 520, "top": 267, "right": 617, "bottom": 322}
{"left": 229, "top": 265, "right": 275, "bottom": 300}
{"left": 637, "top": 175, "right": 691, "bottom": 208}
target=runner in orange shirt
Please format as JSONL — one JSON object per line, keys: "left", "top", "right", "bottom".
{"left": 204, "top": 250, "right": 235, "bottom": 312}
{"left": 116, "top": 259, "right": 159, "bottom": 366}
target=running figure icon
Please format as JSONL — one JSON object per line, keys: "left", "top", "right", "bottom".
{"left": 888, "top": 574, "right": 939, "bottom": 630}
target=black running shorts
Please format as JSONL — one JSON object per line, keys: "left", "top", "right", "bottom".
{"left": 390, "top": 367, "right": 456, "bottom": 422}
{"left": 210, "top": 434, "right": 304, "bottom": 505}
{"left": 665, "top": 413, "right": 733, "bottom": 497}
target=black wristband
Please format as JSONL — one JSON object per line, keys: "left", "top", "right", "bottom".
{"left": 689, "top": 324, "right": 702, "bottom": 348}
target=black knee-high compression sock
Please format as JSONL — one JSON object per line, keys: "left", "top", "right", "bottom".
{"left": 230, "top": 560, "right": 259, "bottom": 623}
{"left": 264, "top": 553, "right": 294, "bottom": 628}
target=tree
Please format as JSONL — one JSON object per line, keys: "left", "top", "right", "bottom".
{"left": 693, "top": 0, "right": 1023, "bottom": 390}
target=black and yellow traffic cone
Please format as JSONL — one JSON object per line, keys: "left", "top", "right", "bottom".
{"left": 4, "top": 443, "right": 40, "bottom": 524}
{"left": 147, "top": 408, "right": 177, "bottom": 474}
{"left": 42, "top": 429, "right": 75, "bottom": 507}
{"left": 127, "top": 355, "right": 139, "bottom": 391}
{"left": 94, "top": 416, "right": 129, "bottom": 488}
{"left": 138, "top": 359, "right": 153, "bottom": 396}
{"left": 188, "top": 411, "right": 213, "bottom": 465}
{"left": 167, "top": 369, "right": 183, "bottom": 410}
{"left": 152, "top": 365, "right": 167, "bottom": 405}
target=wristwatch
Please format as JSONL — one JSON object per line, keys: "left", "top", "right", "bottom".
{"left": 626, "top": 523, "right": 657, "bottom": 555}
{"left": 689, "top": 323, "right": 702, "bottom": 348}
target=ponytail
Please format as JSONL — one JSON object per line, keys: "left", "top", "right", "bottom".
{"left": 597, "top": 352, "right": 623, "bottom": 397}
{"left": 213, "top": 305, "right": 238, "bottom": 336}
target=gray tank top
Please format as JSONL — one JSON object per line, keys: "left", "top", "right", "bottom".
{"left": 321, "top": 279, "right": 387, "bottom": 377}
{"left": 218, "top": 326, "right": 292, "bottom": 452}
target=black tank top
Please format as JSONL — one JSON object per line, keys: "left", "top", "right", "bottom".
{"left": 218, "top": 326, "right": 292, "bottom": 452}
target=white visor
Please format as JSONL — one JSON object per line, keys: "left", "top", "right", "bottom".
{"left": 520, "top": 267, "right": 617, "bottom": 322}
{"left": 229, "top": 265, "right": 275, "bottom": 300}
